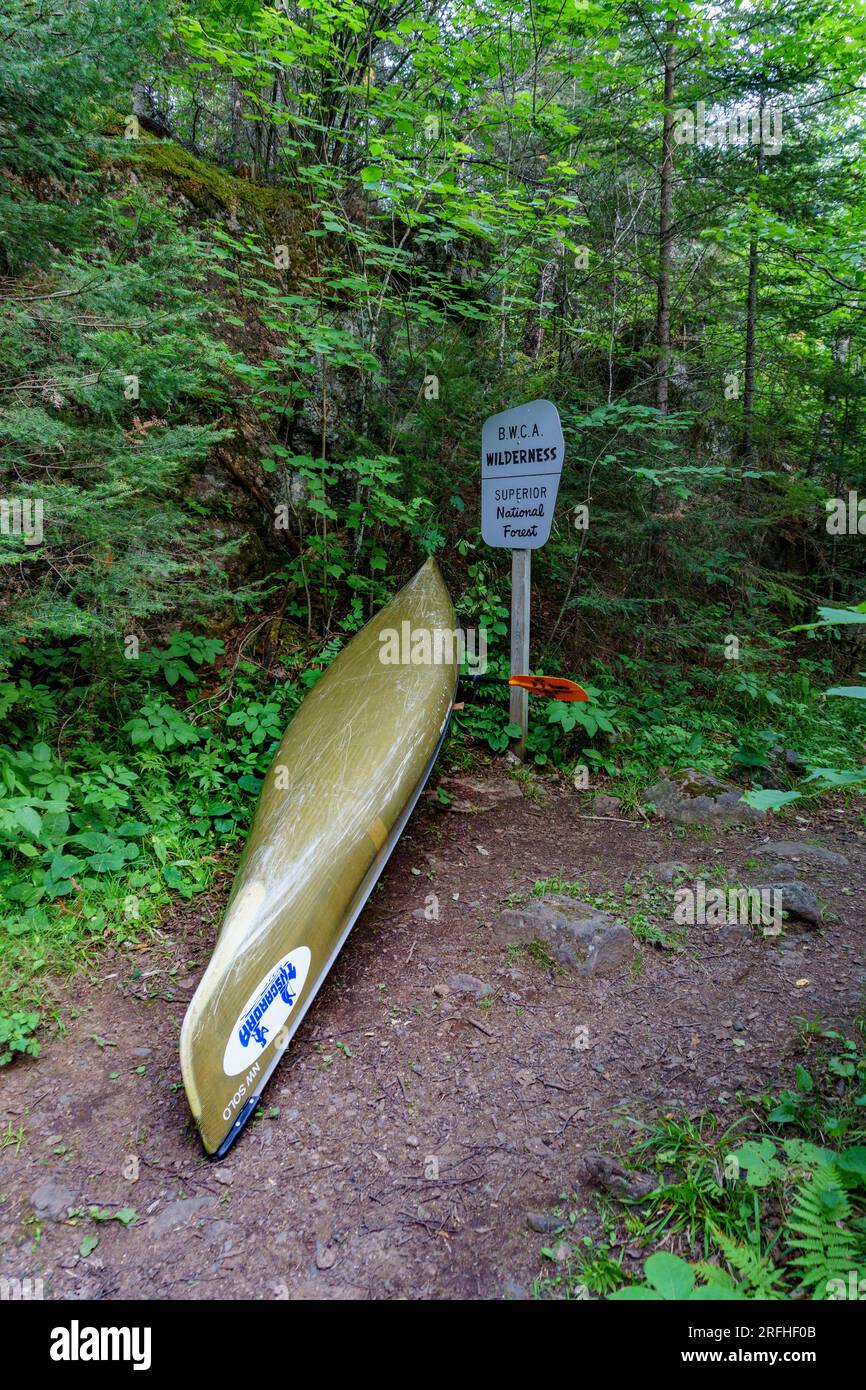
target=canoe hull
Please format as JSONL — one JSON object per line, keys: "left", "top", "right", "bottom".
{"left": 180, "top": 558, "right": 457, "bottom": 1155}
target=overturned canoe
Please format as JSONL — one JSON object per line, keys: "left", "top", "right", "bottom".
{"left": 180, "top": 557, "right": 458, "bottom": 1156}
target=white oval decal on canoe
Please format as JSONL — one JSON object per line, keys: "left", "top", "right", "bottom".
{"left": 223, "top": 946, "right": 311, "bottom": 1077}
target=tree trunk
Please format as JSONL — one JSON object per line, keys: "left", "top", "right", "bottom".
{"left": 742, "top": 101, "right": 764, "bottom": 463}
{"left": 654, "top": 24, "right": 678, "bottom": 414}
{"left": 523, "top": 257, "right": 559, "bottom": 360}
{"left": 809, "top": 330, "right": 852, "bottom": 475}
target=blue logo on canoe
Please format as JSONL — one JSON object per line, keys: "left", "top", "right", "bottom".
{"left": 238, "top": 961, "right": 297, "bottom": 1051}
{"left": 223, "top": 946, "right": 312, "bottom": 1078}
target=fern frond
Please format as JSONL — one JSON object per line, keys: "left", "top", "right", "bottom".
{"left": 715, "top": 1229, "right": 784, "bottom": 1300}
{"left": 787, "top": 1170, "right": 860, "bottom": 1297}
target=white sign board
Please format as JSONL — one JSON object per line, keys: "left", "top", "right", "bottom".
{"left": 481, "top": 398, "right": 564, "bottom": 549}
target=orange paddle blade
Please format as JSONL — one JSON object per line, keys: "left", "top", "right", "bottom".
{"left": 508, "top": 675, "right": 588, "bottom": 701}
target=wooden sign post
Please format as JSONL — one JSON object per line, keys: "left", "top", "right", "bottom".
{"left": 509, "top": 548, "right": 531, "bottom": 759}
{"left": 481, "top": 399, "right": 564, "bottom": 761}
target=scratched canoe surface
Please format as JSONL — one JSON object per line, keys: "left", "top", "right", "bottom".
{"left": 180, "top": 557, "right": 457, "bottom": 1156}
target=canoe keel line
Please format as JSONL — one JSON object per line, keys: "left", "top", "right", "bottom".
{"left": 180, "top": 558, "right": 459, "bottom": 1156}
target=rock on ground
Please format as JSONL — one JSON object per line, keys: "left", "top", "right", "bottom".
{"left": 580, "top": 1152, "right": 657, "bottom": 1201}
{"left": 493, "top": 895, "right": 634, "bottom": 975}
{"left": 150, "top": 1196, "right": 214, "bottom": 1236}
{"left": 429, "top": 774, "right": 524, "bottom": 814}
{"left": 653, "top": 860, "right": 695, "bottom": 884}
{"left": 753, "top": 840, "right": 849, "bottom": 869}
{"left": 730, "top": 746, "right": 805, "bottom": 790}
{"left": 30, "top": 1180, "right": 77, "bottom": 1221}
{"left": 447, "top": 972, "right": 493, "bottom": 999}
{"left": 645, "top": 768, "right": 764, "bottom": 826}
{"left": 750, "top": 881, "right": 822, "bottom": 926}
{"left": 526, "top": 1211, "right": 566, "bottom": 1234}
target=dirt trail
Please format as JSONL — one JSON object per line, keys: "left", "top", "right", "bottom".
{"left": 2, "top": 771, "right": 864, "bottom": 1300}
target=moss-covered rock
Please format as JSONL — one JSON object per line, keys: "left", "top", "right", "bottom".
{"left": 644, "top": 768, "right": 765, "bottom": 826}
{"left": 135, "top": 141, "right": 298, "bottom": 219}
{"left": 100, "top": 130, "right": 312, "bottom": 264}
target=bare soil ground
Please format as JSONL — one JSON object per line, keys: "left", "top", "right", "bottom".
{"left": 1, "top": 769, "right": 864, "bottom": 1300}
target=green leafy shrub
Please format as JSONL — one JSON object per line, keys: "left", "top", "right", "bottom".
{"left": 595, "top": 1025, "right": 866, "bottom": 1300}
{"left": 0, "top": 1010, "right": 41, "bottom": 1066}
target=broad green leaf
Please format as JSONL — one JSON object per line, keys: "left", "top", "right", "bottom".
{"left": 644, "top": 1251, "right": 695, "bottom": 1299}
{"left": 741, "top": 789, "right": 800, "bottom": 811}
{"left": 838, "top": 1147, "right": 866, "bottom": 1180}
{"left": 728, "top": 1138, "right": 783, "bottom": 1187}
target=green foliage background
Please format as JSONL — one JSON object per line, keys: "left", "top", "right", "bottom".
{"left": 0, "top": 0, "right": 864, "bottom": 1077}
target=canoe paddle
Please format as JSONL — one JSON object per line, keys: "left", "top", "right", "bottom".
{"left": 460, "top": 674, "right": 588, "bottom": 701}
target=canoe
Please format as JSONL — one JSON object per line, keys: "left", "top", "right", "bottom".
{"left": 180, "top": 557, "right": 458, "bottom": 1156}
